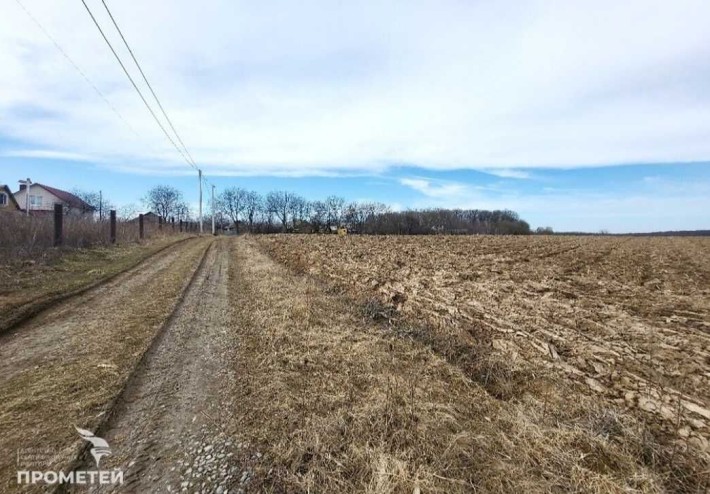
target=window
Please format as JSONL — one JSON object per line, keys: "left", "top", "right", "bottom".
{"left": 0, "top": 193, "right": 6, "bottom": 206}
{"left": 29, "top": 195, "right": 42, "bottom": 207}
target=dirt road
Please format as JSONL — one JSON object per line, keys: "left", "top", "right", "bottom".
{"left": 0, "top": 237, "right": 215, "bottom": 492}
{"left": 73, "top": 238, "right": 246, "bottom": 493}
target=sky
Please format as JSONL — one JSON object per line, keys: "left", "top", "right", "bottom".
{"left": 1, "top": 0, "right": 709, "bottom": 232}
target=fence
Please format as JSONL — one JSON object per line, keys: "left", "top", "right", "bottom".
{"left": 0, "top": 209, "right": 200, "bottom": 260}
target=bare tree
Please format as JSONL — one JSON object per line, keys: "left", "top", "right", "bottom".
{"left": 243, "top": 191, "right": 262, "bottom": 232}
{"left": 218, "top": 187, "right": 248, "bottom": 233}
{"left": 343, "top": 202, "right": 371, "bottom": 233}
{"left": 287, "top": 194, "right": 309, "bottom": 230}
{"left": 117, "top": 203, "right": 140, "bottom": 221}
{"left": 325, "top": 195, "right": 345, "bottom": 231}
{"left": 309, "top": 200, "right": 327, "bottom": 232}
{"left": 116, "top": 203, "right": 140, "bottom": 221}
{"left": 144, "top": 185, "right": 184, "bottom": 221}
{"left": 72, "top": 189, "right": 115, "bottom": 219}
{"left": 266, "top": 190, "right": 295, "bottom": 231}
{"left": 175, "top": 202, "right": 191, "bottom": 222}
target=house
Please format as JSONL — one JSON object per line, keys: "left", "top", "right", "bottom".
{"left": 129, "top": 212, "right": 162, "bottom": 223}
{"left": 0, "top": 185, "right": 21, "bottom": 212}
{"left": 13, "top": 183, "right": 95, "bottom": 215}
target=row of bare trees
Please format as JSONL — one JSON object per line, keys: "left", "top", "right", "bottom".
{"left": 70, "top": 185, "right": 530, "bottom": 235}
{"left": 69, "top": 186, "right": 193, "bottom": 223}
{"left": 214, "top": 187, "right": 531, "bottom": 235}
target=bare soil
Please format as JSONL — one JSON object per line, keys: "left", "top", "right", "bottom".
{"left": 229, "top": 236, "right": 684, "bottom": 492}
{"left": 258, "top": 234, "right": 710, "bottom": 492}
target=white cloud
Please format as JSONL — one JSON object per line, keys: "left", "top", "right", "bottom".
{"left": 3, "top": 149, "right": 94, "bottom": 161}
{"left": 1, "top": 0, "right": 709, "bottom": 175}
{"left": 482, "top": 169, "right": 532, "bottom": 180}
{"left": 400, "top": 175, "right": 710, "bottom": 233}
{"left": 399, "top": 178, "right": 468, "bottom": 198}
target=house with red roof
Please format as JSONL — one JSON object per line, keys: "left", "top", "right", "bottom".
{"left": 13, "top": 183, "right": 95, "bottom": 216}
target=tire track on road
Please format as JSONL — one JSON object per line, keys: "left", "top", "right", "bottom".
{"left": 67, "top": 238, "right": 245, "bottom": 494}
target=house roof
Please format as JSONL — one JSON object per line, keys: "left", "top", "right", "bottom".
{"left": 128, "top": 211, "right": 160, "bottom": 222}
{"left": 17, "top": 183, "right": 96, "bottom": 211}
{"left": 0, "top": 185, "right": 21, "bottom": 209}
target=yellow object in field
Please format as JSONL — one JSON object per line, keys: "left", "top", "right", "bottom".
{"left": 337, "top": 226, "right": 348, "bottom": 236}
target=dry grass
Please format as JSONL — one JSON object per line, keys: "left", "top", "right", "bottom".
{"left": 227, "top": 237, "right": 693, "bottom": 493}
{"left": 0, "top": 211, "right": 178, "bottom": 259}
{"left": 0, "top": 233, "right": 193, "bottom": 333}
{"left": 0, "top": 238, "right": 211, "bottom": 492}
{"left": 256, "top": 234, "right": 710, "bottom": 492}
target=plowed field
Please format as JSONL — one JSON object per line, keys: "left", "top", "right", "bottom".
{"left": 258, "top": 234, "right": 710, "bottom": 478}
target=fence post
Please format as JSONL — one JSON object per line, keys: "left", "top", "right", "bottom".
{"left": 158, "top": 216, "right": 163, "bottom": 230}
{"left": 139, "top": 214, "right": 144, "bottom": 239}
{"left": 110, "top": 210, "right": 116, "bottom": 244}
{"left": 171, "top": 217, "right": 175, "bottom": 231}
{"left": 53, "top": 203, "right": 63, "bottom": 247}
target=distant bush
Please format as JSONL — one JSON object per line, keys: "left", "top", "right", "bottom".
{"left": 361, "top": 208, "right": 531, "bottom": 235}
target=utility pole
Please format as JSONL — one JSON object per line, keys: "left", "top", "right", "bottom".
{"left": 211, "top": 184, "right": 216, "bottom": 235}
{"left": 18, "top": 178, "right": 32, "bottom": 216}
{"left": 99, "top": 190, "right": 103, "bottom": 221}
{"left": 198, "top": 169, "right": 203, "bottom": 234}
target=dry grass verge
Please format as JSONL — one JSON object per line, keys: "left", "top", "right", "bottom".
{"left": 228, "top": 237, "right": 683, "bottom": 493}
{"left": 0, "top": 234, "right": 193, "bottom": 333}
{"left": 0, "top": 212, "right": 173, "bottom": 259}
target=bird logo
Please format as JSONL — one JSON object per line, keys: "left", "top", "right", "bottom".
{"left": 75, "top": 427, "right": 111, "bottom": 468}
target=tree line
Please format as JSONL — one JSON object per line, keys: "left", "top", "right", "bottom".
{"left": 214, "top": 187, "right": 531, "bottom": 235}
{"left": 73, "top": 185, "right": 532, "bottom": 235}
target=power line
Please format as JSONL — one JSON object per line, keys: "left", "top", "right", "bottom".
{"left": 82, "top": 0, "right": 216, "bottom": 227}
{"left": 79, "top": 0, "right": 194, "bottom": 168}
{"left": 18, "top": 0, "right": 216, "bottom": 225}
{"left": 99, "top": 0, "right": 198, "bottom": 170}
{"left": 13, "top": 0, "right": 140, "bottom": 138}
